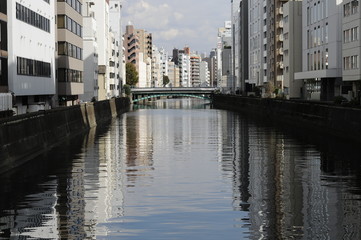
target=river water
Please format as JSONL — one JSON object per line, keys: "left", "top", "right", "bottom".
{"left": 1, "top": 98, "right": 361, "bottom": 239}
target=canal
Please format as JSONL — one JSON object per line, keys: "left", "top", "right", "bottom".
{"left": 1, "top": 98, "right": 361, "bottom": 239}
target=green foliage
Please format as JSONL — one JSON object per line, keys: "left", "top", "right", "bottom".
{"left": 334, "top": 96, "right": 347, "bottom": 105}
{"left": 123, "top": 84, "right": 131, "bottom": 96}
{"left": 163, "top": 75, "right": 170, "bottom": 87}
{"left": 126, "top": 63, "right": 139, "bottom": 87}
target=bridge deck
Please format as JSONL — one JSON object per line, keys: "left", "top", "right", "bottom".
{"left": 131, "top": 87, "right": 217, "bottom": 95}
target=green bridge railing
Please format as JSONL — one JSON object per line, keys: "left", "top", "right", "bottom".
{"left": 132, "top": 94, "right": 211, "bottom": 103}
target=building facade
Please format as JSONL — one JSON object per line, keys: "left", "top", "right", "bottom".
{"left": 248, "top": 0, "right": 267, "bottom": 90}
{"left": 81, "top": 1, "right": 98, "bottom": 102}
{"left": 190, "top": 54, "right": 201, "bottom": 87}
{"left": 0, "top": 1, "right": 8, "bottom": 94}
{"left": 57, "top": 0, "right": 84, "bottom": 106}
{"left": 295, "top": 0, "right": 343, "bottom": 101}
{"left": 283, "top": 1, "right": 303, "bottom": 99}
{"left": 8, "top": 0, "right": 56, "bottom": 113}
{"left": 342, "top": 0, "right": 361, "bottom": 101}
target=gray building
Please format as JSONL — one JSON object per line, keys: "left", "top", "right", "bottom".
{"left": 342, "top": 0, "right": 361, "bottom": 101}
{"left": 283, "top": 1, "right": 303, "bottom": 99}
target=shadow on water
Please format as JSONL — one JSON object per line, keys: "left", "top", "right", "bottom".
{"left": 0, "top": 121, "right": 112, "bottom": 238}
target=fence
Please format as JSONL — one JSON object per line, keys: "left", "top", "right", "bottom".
{"left": 0, "top": 93, "right": 12, "bottom": 111}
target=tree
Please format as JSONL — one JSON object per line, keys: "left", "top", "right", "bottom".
{"left": 123, "top": 84, "right": 131, "bottom": 96}
{"left": 162, "top": 75, "right": 170, "bottom": 87}
{"left": 126, "top": 63, "right": 139, "bottom": 87}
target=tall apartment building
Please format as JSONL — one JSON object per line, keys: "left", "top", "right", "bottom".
{"left": 152, "top": 45, "right": 162, "bottom": 87}
{"left": 0, "top": 1, "right": 8, "bottom": 93}
{"left": 91, "top": 0, "right": 109, "bottom": 100}
{"left": 108, "top": 32, "right": 120, "bottom": 97}
{"left": 159, "top": 47, "right": 168, "bottom": 78}
{"left": 295, "top": 1, "right": 343, "bottom": 101}
{"left": 217, "top": 21, "right": 232, "bottom": 90}
{"left": 283, "top": 1, "right": 303, "bottom": 99}
{"left": 342, "top": 0, "right": 361, "bottom": 100}
{"left": 248, "top": 0, "right": 268, "bottom": 90}
{"left": 179, "top": 51, "right": 191, "bottom": 87}
{"left": 200, "top": 61, "right": 210, "bottom": 87}
{"left": 8, "top": 0, "right": 56, "bottom": 113}
{"left": 81, "top": 1, "right": 98, "bottom": 102}
{"left": 123, "top": 25, "right": 153, "bottom": 87}
{"left": 109, "top": 0, "right": 124, "bottom": 95}
{"left": 190, "top": 54, "right": 201, "bottom": 87}
{"left": 168, "top": 60, "right": 180, "bottom": 87}
{"left": 57, "top": 0, "right": 84, "bottom": 106}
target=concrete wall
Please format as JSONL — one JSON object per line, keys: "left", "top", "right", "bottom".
{"left": 213, "top": 94, "right": 361, "bottom": 143}
{"left": 0, "top": 97, "right": 130, "bottom": 174}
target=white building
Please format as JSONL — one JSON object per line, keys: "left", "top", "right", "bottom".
{"left": 200, "top": 61, "right": 210, "bottom": 87}
{"left": 82, "top": 2, "right": 98, "bottom": 102}
{"left": 108, "top": 32, "right": 120, "bottom": 98}
{"left": 8, "top": 0, "right": 56, "bottom": 114}
{"left": 295, "top": 0, "right": 343, "bottom": 101}
{"left": 217, "top": 21, "right": 232, "bottom": 89}
{"left": 152, "top": 45, "right": 162, "bottom": 87}
{"left": 159, "top": 47, "right": 169, "bottom": 78}
{"left": 91, "top": 0, "right": 110, "bottom": 100}
{"left": 109, "top": 0, "right": 124, "bottom": 95}
{"left": 178, "top": 52, "right": 190, "bottom": 87}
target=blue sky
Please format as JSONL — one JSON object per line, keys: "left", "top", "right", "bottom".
{"left": 122, "top": 0, "right": 230, "bottom": 55}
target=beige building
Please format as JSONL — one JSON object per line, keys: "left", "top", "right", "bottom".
{"left": 168, "top": 61, "right": 180, "bottom": 87}
{"left": 283, "top": 1, "right": 303, "bottom": 99}
{"left": 57, "top": 0, "right": 84, "bottom": 106}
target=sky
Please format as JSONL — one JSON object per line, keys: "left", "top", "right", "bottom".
{"left": 122, "top": 0, "right": 230, "bottom": 56}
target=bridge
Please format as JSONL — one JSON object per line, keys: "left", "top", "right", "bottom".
{"left": 131, "top": 87, "right": 217, "bottom": 103}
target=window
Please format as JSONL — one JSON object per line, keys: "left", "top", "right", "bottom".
{"left": 58, "top": 68, "right": 83, "bottom": 83}
{"left": 16, "top": 3, "right": 50, "bottom": 33}
{"left": 57, "top": 0, "right": 82, "bottom": 14}
{"left": 57, "top": 15, "right": 82, "bottom": 37}
{"left": 17, "top": 57, "right": 51, "bottom": 78}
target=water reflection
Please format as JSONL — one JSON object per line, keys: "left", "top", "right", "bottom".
{"left": 0, "top": 98, "right": 361, "bottom": 239}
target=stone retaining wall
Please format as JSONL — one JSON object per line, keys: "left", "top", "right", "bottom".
{"left": 0, "top": 97, "right": 130, "bottom": 173}
{"left": 213, "top": 94, "right": 361, "bottom": 143}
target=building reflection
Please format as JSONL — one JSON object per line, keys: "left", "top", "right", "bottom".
{"left": 221, "top": 113, "right": 361, "bottom": 239}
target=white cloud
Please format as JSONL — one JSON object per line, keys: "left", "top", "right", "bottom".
{"left": 123, "top": 0, "right": 230, "bottom": 53}
{"left": 158, "top": 28, "right": 180, "bottom": 41}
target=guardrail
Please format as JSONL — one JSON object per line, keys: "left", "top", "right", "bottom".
{"left": 0, "top": 93, "right": 12, "bottom": 111}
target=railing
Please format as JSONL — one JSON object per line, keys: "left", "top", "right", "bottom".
{"left": 0, "top": 93, "right": 12, "bottom": 111}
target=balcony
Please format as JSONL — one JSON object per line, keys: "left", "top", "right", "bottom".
{"left": 58, "top": 82, "right": 84, "bottom": 96}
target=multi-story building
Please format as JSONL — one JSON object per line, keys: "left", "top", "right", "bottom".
{"left": 249, "top": 0, "right": 268, "bottom": 92}
{"left": 91, "top": 0, "right": 110, "bottom": 100}
{"left": 200, "top": 61, "right": 210, "bottom": 87}
{"left": 109, "top": 0, "right": 124, "bottom": 95}
{"left": 57, "top": 0, "right": 84, "bottom": 106}
{"left": 295, "top": 1, "right": 343, "bottom": 101}
{"left": 159, "top": 47, "right": 168, "bottom": 78}
{"left": 217, "top": 21, "right": 232, "bottom": 91}
{"left": 108, "top": 32, "right": 120, "bottom": 98}
{"left": 81, "top": 1, "right": 98, "bottom": 102}
{"left": 168, "top": 60, "right": 180, "bottom": 87}
{"left": 178, "top": 51, "right": 190, "bottom": 87}
{"left": 0, "top": 1, "right": 8, "bottom": 93}
{"left": 342, "top": 0, "right": 361, "bottom": 101}
{"left": 283, "top": 1, "right": 303, "bottom": 99}
{"left": 152, "top": 45, "right": 162, "bottom": 87}
{"left": 190, "top": 54, "right": 201, "bottom": 87}
{"left": 8, "top": 0, "right": 56, "bottom": 113}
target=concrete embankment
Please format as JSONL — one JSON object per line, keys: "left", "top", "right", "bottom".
{"left": 0, "top": 97, "right": 130, "bottom": 174}
{"left": 213, "top": 94, "right": 361, "bottom": 143}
